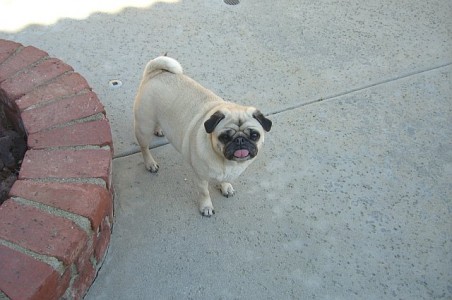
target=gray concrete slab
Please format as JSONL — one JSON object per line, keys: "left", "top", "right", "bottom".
{"left": 1, "top": 0, "right": 451, "bottom": 155}
{"left": 87, "top": 66, "right": 451, "bottom": 299}
{"left": 1, "top": 0, "right": 451, "bottom": 299}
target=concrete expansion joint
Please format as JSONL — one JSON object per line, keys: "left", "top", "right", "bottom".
{"left": 0, "top": 39, "right": 114, "bottom": 299}
{"left": 269, "top": 61, "right": 452, "bottom": 118}
{"left": 116, "top": 61, "right": 452, "bottom": 162}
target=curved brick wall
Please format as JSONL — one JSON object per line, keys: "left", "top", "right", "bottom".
{"left": 0, "top": 39, "right": 114, "bottom": 299}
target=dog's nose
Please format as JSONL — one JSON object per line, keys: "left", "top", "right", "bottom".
{"left": 235, "top": 137, "right": 245, "bottom": 145}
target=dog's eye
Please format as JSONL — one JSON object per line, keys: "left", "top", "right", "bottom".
{"left": 250, "top": 131, "right": 260, "bottom": 141}
{"left": 219, "top": 133, "right": 232, "bottom": 143}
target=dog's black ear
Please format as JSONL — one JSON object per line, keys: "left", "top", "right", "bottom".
{"left": 253, "top": 110, "right": 272, "bottom": 132}
{"left": 204, "top": 111, "right": 225, "bottom": 133}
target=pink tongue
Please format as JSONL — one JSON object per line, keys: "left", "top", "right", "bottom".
{"left": 234, "top": 149, "right": 249, "bottom": 158}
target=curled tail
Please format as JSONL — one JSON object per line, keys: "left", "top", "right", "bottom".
{"left": 143, "top": 56, "right": 183, "bottom": 78}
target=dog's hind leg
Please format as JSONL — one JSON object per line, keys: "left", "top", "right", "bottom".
{"left": 134, "top": 120, "right": 160, "bottom": 173}
{"left": 153, "top": 124, "right": 164, "bottom": 137}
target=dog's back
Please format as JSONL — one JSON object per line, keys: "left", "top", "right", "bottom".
{"left": 134, "top": 56, "right": 222, "bottom": 153}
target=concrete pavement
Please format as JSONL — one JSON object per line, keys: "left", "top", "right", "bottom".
{"left": 1, "top": 0, "right": 451, "bottom": 299}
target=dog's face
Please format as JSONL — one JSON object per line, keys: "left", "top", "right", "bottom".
{"left": 204, "top": 107, "right": 272, "bottom": 162}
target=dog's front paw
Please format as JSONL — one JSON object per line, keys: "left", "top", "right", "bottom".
{"left": 219, "top": 182, "right": 235, "bottom": 198}
{"left": 200, "top": 206, "right": 215, "bottom": 217}
{"left": 145, "top": 161, "right": 159, "bottom": 173}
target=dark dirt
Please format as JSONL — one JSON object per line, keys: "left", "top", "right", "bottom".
{"left": 0, "top": 101, "right": 27, "bottom": 205}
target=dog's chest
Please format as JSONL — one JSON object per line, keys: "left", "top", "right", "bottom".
{"left": 213, "top": 162, "right": 251, "bottom": 182}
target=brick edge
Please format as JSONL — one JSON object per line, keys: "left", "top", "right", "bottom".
{"left": 0, "top": 39, "right": 114, "bottom": 300}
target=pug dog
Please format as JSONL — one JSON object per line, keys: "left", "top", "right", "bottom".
{"left": 134, "top": 56, "right": 272, "bottom": 216}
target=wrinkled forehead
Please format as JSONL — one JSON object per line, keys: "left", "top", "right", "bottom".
{"left": 222, "top": 108, "right": 260, "bottom": 131}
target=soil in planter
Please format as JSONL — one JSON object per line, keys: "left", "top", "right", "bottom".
{"left": 0, "top": 102, "right": 26, "bottom": 205}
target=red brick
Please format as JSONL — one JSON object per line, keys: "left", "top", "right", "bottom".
{"left": 0, "top": 39, "right": 21, "bottom": 65}
{"left": 9, "top": 181, "right": 111, "bottom": 230}
{"left": 72, "top": 264, "right": 96, "bottom": 300}
{"left": 15, "top": 72, "right": 90, "bottom": 111}
{"left": 94, "top": 216, "right": 112, "bottom": 261}
{"left": 54, "top": 268, "right": 72, "bottom": 300}
{"left": 107, "top": 185, "right": 115, "bottom": 221}
{"left": 74, "top": 238, "right": 94, "bottom": 273}
{"left": 0, "top": 244, "right": 68, "bottom": 300}
{"left": 21, "top": 91, "right": 105, "bottom": 134}
{"left": 28, "top": 119, "right": 113, "bottom": 150}
{"left": 0, "top": 58, "right": 73, "bottom": 100}
{"left": 71, "top": 246, "right": 96, "bottom": 300}
{"left": 0, "top": 46, "right": 48, "bottom": 82}
{"left": 19, "top": 149, "right": 112, "bottom": 185}
{"left": 0, "top": 199, "right": 88, "bottom": 266}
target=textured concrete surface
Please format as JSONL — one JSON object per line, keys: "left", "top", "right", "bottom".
{"left": 88, "top": 68, "right": 451, "bottom": 299}
{"left": 1, "top": 0, "right": 451, "bottom": 299}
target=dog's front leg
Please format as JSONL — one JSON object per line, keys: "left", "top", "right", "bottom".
{"left": 195, "top": 177, "right": 214, "bottom": 216}
{"left": 219, "top": 182, "right": 235, "bottom": 198}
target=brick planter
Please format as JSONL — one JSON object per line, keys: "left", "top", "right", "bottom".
{"left": 0, "top": 39, "right": 114, "bottom": 300}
